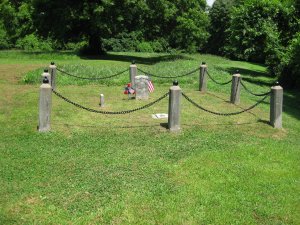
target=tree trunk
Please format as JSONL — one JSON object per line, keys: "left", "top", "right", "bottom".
{"left": 86, "top": 34, "right": 104, "bottom": 55}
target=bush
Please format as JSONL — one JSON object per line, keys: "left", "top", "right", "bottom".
{"left": 137, "top": 42, "right": 153, "bottom": 53}
{"left": 16, "top": 34, "right": 53, "bottom": 51}
{"left": 0, "top": 23, "right": 10, "bottom": 49}
{"left": 102, "top": 32, "right": 142, "bottom": 52}
{"left": 279, "top": 32, "right": 300, "bottom": 88}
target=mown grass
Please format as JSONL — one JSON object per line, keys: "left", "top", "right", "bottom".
{"left": 0, "top": 51, "right": 299, "bottom": 224}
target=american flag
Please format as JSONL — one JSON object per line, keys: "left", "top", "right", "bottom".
{"left": 147, "top": 79, "right": 154, "bottom": 93}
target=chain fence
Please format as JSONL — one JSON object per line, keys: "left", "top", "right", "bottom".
{"left": 56, "top": 67, "right": 129, "bottom": 80}
{"left": 137, "top": 67, "right": 200, "bottom": 79}
{"left": 240, "top": 81, "right": 271, "bottom": 97}
{"left": 181, "top": 92, "right": 270, "bottom": 116}
{"left": 52, "top": 89, "right": 169, "bottom": 114}
{"left": 206, "top": 70, "right": 232, "bottom": 85}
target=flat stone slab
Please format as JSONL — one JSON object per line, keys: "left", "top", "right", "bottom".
{"left": 152, "top": 113, "right": 168, "bottom": 119}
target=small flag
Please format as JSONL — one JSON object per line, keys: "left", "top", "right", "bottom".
{"left": 147, "top": 79, "right": 154, "bottom": 93}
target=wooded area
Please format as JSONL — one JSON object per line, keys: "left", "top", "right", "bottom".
{"left": 0, "top": 0, "right": 299, "bottom": 88}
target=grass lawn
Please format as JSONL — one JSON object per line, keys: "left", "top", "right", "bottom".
{"left": 0, "top": 51, "right": 299, "bottom": 224}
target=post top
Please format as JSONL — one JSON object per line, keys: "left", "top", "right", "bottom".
{"left": 173, "top": 80, "right": 179, "bottom": 86}
{"left": 233, "top": 73, "right": 241, "bottom": 77}
{"left": 132, "top": 60, "right": 136, "bottom": 65}
{"left": 44, "top": 69, "right": 49, "bottom": 73}
{"left": 43, "top": 76, "right": 49, "bottom": 84}
{"left": 271, "top": 85, "right": 283, "bottom": 90}
{"left": 50, "top": 62, "right": 55, "bottom": 65}
{"left": 170, "top": 85, "right": 181, "bottom": 91}
{"left": 202, "top": 62, "right": 206, "bottom": 65}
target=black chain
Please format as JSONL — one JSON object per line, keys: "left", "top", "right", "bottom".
{"left": 206, "top": 70, "right": 232, "bottom": 85}
{"left": 137, "top": 67, "right": 200, "bottom": 79}
{"left": 52, "top": 90, "right": 169, "bottom": 114}
{"left": 181, "top": 92, "right": 269, "bottom": 116}
{"left": 241, "top": 81, "right": 271, "bottom": 96}
{"left": 56, "top": 68, "right": 128, "bottom": 80}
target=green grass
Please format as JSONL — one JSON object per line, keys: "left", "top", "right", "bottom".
{"left": 0, "top": 51, "right": 299, "bottom": 224}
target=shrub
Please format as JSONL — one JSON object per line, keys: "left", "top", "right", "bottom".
{"left": 279, "top": 32, "right": 300, "bottom": 88}
{"left": 16, "top": 33, "right": 53, "bottom": 51}
{"left": 137, "top": 42, "right": 153, "bottom": 53}
{"left": 0, "top": 23, "right": 10, "bottom": 49}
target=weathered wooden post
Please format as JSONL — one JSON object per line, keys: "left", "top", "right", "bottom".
{"left": 38, "top": 76, "right": 52, "bottom": 132}
{"left": 230, "top": 71, "right": 241, "bottom": 104}
{"left": 199, "top": 62, "right": 207, "bottom": 92}
{"left": 41, "top": 69, "right": 51, "bottom": 85}
{"left": 168, "top": 81, "right": 181, "bottom": 132}
{"left": 130, "top": 61, "right": 137, "bottom": 87}
{"left": 270, "top": 82, "right": 283, "bottom": 129}
{"left": 100, "top": 94, "right": 105, "bottom": 107}
{"left": 135, "top": 75, "right": 149, "bottom": 100}
{"left": 49, "top": 62, "right": 57, "bottom": 91}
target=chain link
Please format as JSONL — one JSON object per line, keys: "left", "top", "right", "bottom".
{"left": 206, "top": 70, "right": 232, "bottom": 85}
{"left": 137, "top": 67, "right": 200, "bottom": 79}
{"left": 52, "top": 90, "right": 169, "bottom": 114}
{"left": 241, "top": 81, "right": 271, "bottom": 97}
{"left": 56, "top": 67, "right": 128, "bottom": 80}
{"left": 181, "top": 92, "right": 269, "bottom": 116}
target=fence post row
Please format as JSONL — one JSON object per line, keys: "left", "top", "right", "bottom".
{"left": 38, "top": 76, "right": 52, "bottom": 132}
{"left": 270, "top": 83, "right": 283, "bottom": 129}
{"left": 49, "top": 62, "right": 57, "bottom": 91}
{"left": 199, "top": 62, "right": 207, "bottom": 92}
{"left": 130, "top": 61, "right": 137, "bottom": 87}
{"left": 230, "top": 72, "right": 241, "bottom": 104}
{"left": 168, "top": 81, "right": 181, "bottom": 132}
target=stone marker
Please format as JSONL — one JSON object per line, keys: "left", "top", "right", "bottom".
{"left": 230, "top": 73, "right": 241, "bottom": 104}
{"left": 199, "top": 62, "right": 207, "bottom": 92}
{"left": 38, "top": 77, "right": 52, "bottom": 132}
{"left": 130, "top": 62, "right": 137, "bottom": 87}
{"left": 49, "top": 62, "right": 57, "bottom": 91}
{"left": 41, "top": 69, "right": 51, "bottom": 85}
{"left": 135, "top": 75, "right": 149, "bottom": 100}
{"left": 168, "top": 81, "right": 181, "bottom": 132}
{"left": 100, "top": 94, "right": 105, "bottom": 107}
{"left": 270, "top": 83, "right": 283, "bottom": 129}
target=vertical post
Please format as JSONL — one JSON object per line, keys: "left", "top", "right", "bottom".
{"left": 100, "top": 94, "right": 105, "bottom": 107}
{"left": 41, "top": 69, "right": 51, "bottom": 85}
{"left": 38, "top": 76, "right": 52, "bottom": 132}
{"left": 49, "top": 62, "right": 57, "bottom": 91}
{"left": 230, "top": 72, "right": 241, "bottom": 104}
{"left": 130, "top": 61, "right": 137, "bottom": 87}
{"left": 168, "top": 81, "right": 181, "bottom": 132}
{"left": 270, "top": 82, "right": 283, "bottom": 129}
{"left": 199, "top": 62, "right": 207, "bottom": 92}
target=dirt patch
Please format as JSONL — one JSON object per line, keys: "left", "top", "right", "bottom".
{"left": 0, "top": 64, "right": 42, "bottom": 84}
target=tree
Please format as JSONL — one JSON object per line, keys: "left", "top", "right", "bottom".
{"left": 32, "top": 0, "right": 209, "bottom": 54}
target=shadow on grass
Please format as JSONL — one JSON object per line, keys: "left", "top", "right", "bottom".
{"left": 79, "top": 52, "right": 193, "bottom": 65}
{"left": 283, "top": 90, "right": 300, "bottom": 121}
{"left": 221, "top": 66, "right": 271, "bottom": 78}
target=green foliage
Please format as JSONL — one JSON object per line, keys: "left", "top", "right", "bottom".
{"left": 0, "top": 22, "right": 10, "bottom": 49}
{"left": 279, "top": 32, "right": 300, "bottom": 88}
{"left": 16, "top": 34, "right": 53, "bottom": 51}
{"left": 102, "top": 32, "right": 143, "bottom": 52}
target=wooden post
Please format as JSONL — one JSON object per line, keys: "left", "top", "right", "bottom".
{"left": 100, "top": 94, "right": 105, "bottom": 107}
{"left": 168, "top": 81, "right": 181, "bottom": 132}
{"left": 230, "top": 73, "right": 241, "bottom": 104}
{"left": 49, "top": 62, "right": 57, "bottom": 91}
{"left": 38, "top": 76, "right": 52, "bottom": 132}
{"left": 130, "top": 61, "right": 137, "bottom": 87}
{"left": 199, "top": 62, "right": 207, "bottom": 92}
{"left": 270, "top": 83, "right": 283, "bottom": 129}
